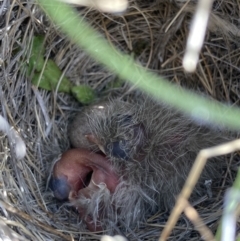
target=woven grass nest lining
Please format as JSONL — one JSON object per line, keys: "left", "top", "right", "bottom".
{"left": 0, "top": 0, "right": 240, "bottom": 240}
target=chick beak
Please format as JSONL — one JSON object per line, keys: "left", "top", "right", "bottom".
{"left": 85, "top": 134, "right": 106, "bottom": 154}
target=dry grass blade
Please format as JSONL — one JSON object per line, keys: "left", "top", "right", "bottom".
{"left": 0, "top": 218, "right": 22, "bottom": 241}
{"left": 183, "top": 199, "right": 216, "bottom": 241}
{"left": 0, "top": 201, "right": 73, "bottom": 241}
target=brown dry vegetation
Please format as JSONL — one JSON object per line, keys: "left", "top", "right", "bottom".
{"left": 0, "top": 0, "right": 240, "bottom": 240}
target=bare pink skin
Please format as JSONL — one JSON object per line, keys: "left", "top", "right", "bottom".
{"left": 51, "top": 148, "right": 119, "bottom": 231}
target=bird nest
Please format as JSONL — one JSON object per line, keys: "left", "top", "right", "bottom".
{"left": 0, "top": 0, "right": 240, "bottom": 240}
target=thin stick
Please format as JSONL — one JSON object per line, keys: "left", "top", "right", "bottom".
{"left": 159, "top": 139, "right": 240, "bottom": 241}
{"left": 184, "top": 199, "right": 216, "bottom": 241}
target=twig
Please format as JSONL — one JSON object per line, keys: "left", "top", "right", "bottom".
{"left": 159, "top": 139, "right": 240, "bottom": 241}
{"left": 184, "top": 199, "right": 216, "bottom": 241}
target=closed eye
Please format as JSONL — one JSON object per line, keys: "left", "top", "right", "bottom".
{"left": 106, "top": 140, "right": 130, "bottom": 160}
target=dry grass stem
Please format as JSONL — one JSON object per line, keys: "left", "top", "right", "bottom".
{"left": 183, "top": 199, "right": 216, "bottom": 241}
{"left": 183, "top": 0, "right": 214, "bottom": 72}
{"left": 160, "top": 140, "right": 240, "bottom": 241}
{"left": 0, "top": 201, "right": 73, "bottom": 241}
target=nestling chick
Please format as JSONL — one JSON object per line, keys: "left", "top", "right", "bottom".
{"left": 50, "top": 148, "right": 119, "bottom": 231}
{"left": 51, "top": 96, "right": 232, "bottom": 231}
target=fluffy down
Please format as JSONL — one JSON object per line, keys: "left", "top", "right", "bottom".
{"left": 52, "top": 96, "right": 232, "bottom": 231}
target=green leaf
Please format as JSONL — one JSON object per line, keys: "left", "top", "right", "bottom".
{"left": 71, "top": 85, "right": 95, "bottom": 104}
{"left": 31, "top": 59, "right": 72, "bottom": 93}
{"left": 28, "top": 35, "right": 45, "bottom": 75}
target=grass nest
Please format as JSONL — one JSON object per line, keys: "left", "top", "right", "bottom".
{"left": 0, "top": 0, "right": 240, "bottom": 240}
